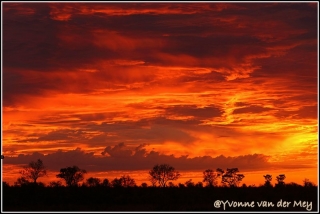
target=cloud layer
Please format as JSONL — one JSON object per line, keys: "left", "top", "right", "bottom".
{"left": 3, "top": 2, "right": 318, "bottom": 184}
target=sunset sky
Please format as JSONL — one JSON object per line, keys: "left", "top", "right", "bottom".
{"left": 2, "top": 2, "right": 318, "bottom": 186}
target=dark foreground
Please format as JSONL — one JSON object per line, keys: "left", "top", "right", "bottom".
{"left": 3, "top": 185, "right": 318, "bottom": 211}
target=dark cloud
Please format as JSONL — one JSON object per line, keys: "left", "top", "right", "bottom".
{"left": 4, "top": 143, "right": 315, "bottom": 173}
{"left": 252, "top": 43, "right": 317, "bottom": 78}
{"left": 164, "top": 105, "right": 223, "bottom": 119}
{"left": 3, "top": 2, "right": 317, "bottom": 106}
{"left": 37, "top": 129, "right": 85, "bottom": 142}
{"left": 101, "top": 142, "right": 132, "bottom": 157}
{"left": 16, "top": 116, "right": 200, "bottom": 146}
{"left": 90, "top": 119, "right": 198, "bottom": 145}
{"left": 233, "top": 105, "right": 273, "bottom": 114}
{"left": 4, "top": 2, "right": 316, "bottom": 70}
{"left": 3, "top": 143, "right": 273, "bottom": 172}
{"left": 177, "top": 71, "right": 226, "bottom": 84}
{"left": 294, "top": 105, "right": 317, "bottom": 119}
{"left": 275, "top": 105, "right": 318, "bottom": 120}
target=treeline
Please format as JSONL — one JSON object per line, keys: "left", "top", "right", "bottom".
{"left": 3, "top": 181, "right": 318, "bottom": 211}
{"left": 4, "top": 159, "right": 317, "bottom": 188}
{"left": 3, "top": 159, "right": 318, "bottom": 211}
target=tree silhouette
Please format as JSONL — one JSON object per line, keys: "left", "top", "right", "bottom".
{"left": 286, "top": 182, "right": 301, "bottom": 187}
{"left": 112, "top": 175, "right": 136, "bottom": 187}
{"left": 203, "top": 169, "right": 220, "bottom": 187}
{"left": 102, "top": 178, "right": 111, "bottom": 187}
{"left": 56, "top": 166, "right": 87, "bottom": 187}
{"left": 178, "top": 183, "right": 185, "bottom": 188}
{"left": 19, "top": 159, "right": 47, "bottom": 184}
{"left": 275, "top": 174, "right": 286, "bottom": 187}
{"left": 263, "top": 174, "right": 273, "bottom": 187}
{"left": 221, "top": 168, "right": 245, "bottom": 187}
{"left": 149, "top": 175, "right": 157, "bottom": 187}
{"left": 14, "top": 176, "right": 31, "bottom": 187}
{"left": 195, "top": 181, "right": 203, "bottom": 188}
{"left": 141, "top": 182, "right": 148, "bottom": 188}
{"left": 3, "top": 181, "right": 10, "bottom": 188}
{"left": 167, "top": 182, "right": 176, "bottom": 187}
{"left": 216, "top": 168, "right": 225, "bottom": 177}
{"left": 216, "top": 168, "right": 225, "bottom": 184}
{"left": 303, "top": 178, "right": 315, "bottom": 187}
{"left": 49, "top": 181, "right": 63, "bottom": 187}
{"left": 185, "top": 179, "right": 195, "bottom": 187}
{"left": 149, "top": 164, "right": 181, "bottom": 187}
{"left": 86, "top": 177, "right": 101, "bottom": 187}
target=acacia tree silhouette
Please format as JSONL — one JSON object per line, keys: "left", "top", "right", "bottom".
{"left": 263, "top": 174, "right": 273, "bottom": 187}
{"left": 276, "top": 174, "right": 286, "bottom": 187}
{"left": 149, "top": 164, "right": 180, "bottom": 187}
{"left": 221, "top": 168, "right": 245, "bottom": 187}
{"left": 203, "top": 169, "right": 220, "bottom": 187}
{"left": 19, "top": 159, "right": 47, "bottom": 184}
{"left": 56, "top": 166, "right": 87, "bottom": 187}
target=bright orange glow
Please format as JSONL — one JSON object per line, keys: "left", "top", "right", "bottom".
{"left": 2, "top": 2, "right": 318, "bottom": 186}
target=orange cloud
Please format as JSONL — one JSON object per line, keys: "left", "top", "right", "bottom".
{"left": 3, "top": 2, "right": 317, "bottom": 186}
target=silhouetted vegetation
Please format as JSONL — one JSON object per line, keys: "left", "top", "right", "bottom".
{"left": 102, "top": 178, "right": 111, "bottom": 187}
{"left": 275, "top": 174, "right": 286, "bottom": 188}
{"left": 56, "top": 165, "right": 87, "bottom": 187}
{"left": 85, "top": 177, "right": 101, "bottom": 187}
{"left": 303, "top": 178, "right": 316, "bottom": 187}
{"left": 111, "top": 175, "right": 136, "bottom": 188}
{"left": 3, "top": 182, "right": 317, "bottom": 211}
{"left": 149, "top": 164, "right": 181, "bottom": 187}
{"left": 221, "top": 168, "right": 245, "bottom": 187}
{"left": 2, "top": 160, "right": 318, "bottom": 211}
{"left": 203, "top": 169, "right": 218, "bottom": 187}
{"left": 48, "top": 180, "right": 63, "bottom": 187}
{"left": 263, "top": 174, "right": 273, "bottom": 187}
{"left": 19, "top": 159, "right": 47, "bottom": 184}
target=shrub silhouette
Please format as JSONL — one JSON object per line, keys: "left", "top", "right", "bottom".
{"left": 85, "top": 177, "right": 101, "bottom": 187}
{"left": 48, "top": 181, "right": 63, "bottom": 187}
{"left": 14, "top": 176, "right": 31, "bottom": 187}
{"left": 140, "top": 182, "right": 148, "bottom": 188}
{"left": 112, "top": 175, "right": 136, "bottom": 187}
{"left": 185, "top": 179, "right": 195, "bottom": 187}
{"left": 102, "top": 178, "right": 111, "bottom": 187}
{"left": 303, "top": 178, "right": 316, "bottom": 187}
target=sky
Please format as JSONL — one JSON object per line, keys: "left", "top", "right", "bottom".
{"left": 2, "top": 2, "right": 318, "bottom": 186}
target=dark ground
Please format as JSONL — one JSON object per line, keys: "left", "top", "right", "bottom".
{"left": 3, "top": 185, "right": 318, "bottom": 211}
